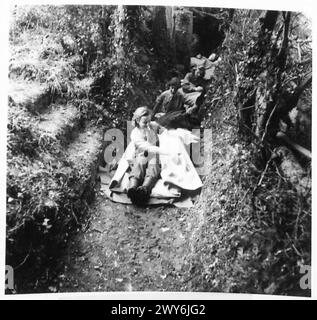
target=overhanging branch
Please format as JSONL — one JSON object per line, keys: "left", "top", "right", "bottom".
{"left": 277, "top": 132, "right": 311, "bottom": 158}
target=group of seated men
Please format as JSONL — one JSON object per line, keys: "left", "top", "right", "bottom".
{"left": 152, "top": 61, "right": 212, "bottom": 129}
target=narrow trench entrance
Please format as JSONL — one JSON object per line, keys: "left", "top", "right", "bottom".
{"left": 192, "top": 12, "right": 225, "bottom": 57}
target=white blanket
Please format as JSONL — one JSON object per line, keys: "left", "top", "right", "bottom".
{"left": 103, "top": 128, "right": 203, "bottom": 207}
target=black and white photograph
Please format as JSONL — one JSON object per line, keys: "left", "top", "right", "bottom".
{"left": 3, "top": 0, "right": 313, "bottom": 298}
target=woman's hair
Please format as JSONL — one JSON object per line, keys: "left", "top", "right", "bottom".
{"left": 132, "top": 106, "right": 152, "bottom": 127}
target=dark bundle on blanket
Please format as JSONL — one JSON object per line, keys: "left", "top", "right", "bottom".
{"left": 156, "top": 111, "right": 201, "bottom": 130}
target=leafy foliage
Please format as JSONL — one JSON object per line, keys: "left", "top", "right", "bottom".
{"left": 89, "top": 6, "right": 162, "bottom": 129}
{"left": 193, "top": 9, "right": 311, "bottom": 296}
{"left": 6, "top": 151, "right": 92, "bottom": 272}
{"left": 7, "top": 5, "right": 311, "bottom": 296}
{"left": 7, "top": 102, "right": 96, "bottom": 281}
{"left": 7, "top": 5, "right": 164, "bottom": 292}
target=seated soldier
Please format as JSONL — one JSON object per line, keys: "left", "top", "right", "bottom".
{"left": 184, "top": 66, "right": 208, "bottom": 92}
{"left": 183, "top": 66, "right": 208, "bottom": 106}
{"left": 178, "top": 80, "right": 203, "bottom": 128}
{"left": 184, "top": 64, "right": 197, "bottom": 85}
{"left": 152, "top": 77, "right": 185, "bottom": 119}
{"left": 204, "top": 53, "right": 221, "bottom": 80}
{"left": 190, "top": 53, "right": 208, "bottom": 70}
{"left": 178, "top": 66, "right": 210, "bottom": 129}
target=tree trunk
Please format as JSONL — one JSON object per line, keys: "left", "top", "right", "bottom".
{"left": 151, "top": 6, "right": 176, "bottom": 77}
{"left": 113, "top": 5, "right": 128, "bottom": 68}
{"left": 259, "top": 10, "right": 279, "bottom": 33}
{"left": 174, "top": 8, "right": 193, "bottom": 68}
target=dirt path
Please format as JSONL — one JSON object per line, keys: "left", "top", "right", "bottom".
{"left": 45, "top": 125, "right": 214, "bottom": 293}
{"left": 53, "top": 192, "right": 203, "bottom": 292}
